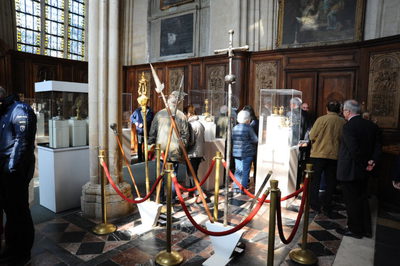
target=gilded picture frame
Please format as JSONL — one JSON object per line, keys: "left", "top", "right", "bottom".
{"left": 160, "top": 0, "right": 194, "bottom": 10}
{"left": 277, "top": 0, "right": 366, "bottom": 48}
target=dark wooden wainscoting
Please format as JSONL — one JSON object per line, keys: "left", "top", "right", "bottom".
{"left": 0, "top": 50, "right": 88, "bottom": 99}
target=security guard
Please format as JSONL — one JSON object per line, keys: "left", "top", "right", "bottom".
{"left": 0, "top": 87, "right": 36, "bottom": 265}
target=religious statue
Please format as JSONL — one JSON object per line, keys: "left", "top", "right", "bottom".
{"left": 279, "top": 106, "right": 285, "bottom": 116}
{"left": 137, "top": 72, "right": 149, "bottom": 107}
{"left": 273, "top": 106, "right": 279, "bottom": 115}
{"left": 203, "top": 98, "right": 210, "bottom": 117}
{"left": 74, "top": 96, "right": 83, "bottom": 120}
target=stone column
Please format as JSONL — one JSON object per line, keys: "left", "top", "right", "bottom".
{"left": 81, "top": 0, "right": 133, "bottom": 219}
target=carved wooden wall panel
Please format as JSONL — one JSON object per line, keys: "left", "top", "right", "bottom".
{"left": 317, "top": 71, "right": 354, "bottom": 115}
{"left": 167, "top": 67, "right": 185, "bottom": 95}
{"left": 253, "top": 61, "right": 279, "bottom": 114}
{"left": 205, "top": 64, "right": 227, "bottom": 115}
{"left": 285, "top": 50, "right": 359, "bottom": 70}
{"left": 286, "top": 72, "right": 317, "bottom": 116}
{"left": 367, "top": 51, "right": 400, "bottom": 128}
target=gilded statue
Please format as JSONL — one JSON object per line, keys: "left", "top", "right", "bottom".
{"left": 279, "top": 106, "right": 284, "bottom": 116}
{"left": 137, "top": 72, "right": 149, "bottom": 107}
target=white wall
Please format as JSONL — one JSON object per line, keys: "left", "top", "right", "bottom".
{"left": 365, "top": 0, "right": 400, "bottom": 40}
{"left": 121, "top": 0, "right": 400, "bottom": 65}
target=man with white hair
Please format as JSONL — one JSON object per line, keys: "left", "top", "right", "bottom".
{"left": 336, "top": 99, "right": 381, "bottom": 239}
{"left": 232, "top": 110, "right": 258, "bottom": 193}
{"left": 148, "top": 92, "right": 189, "bottom": 203}
{"left": 0, "top": 86, "right": 36, "bottom": 264}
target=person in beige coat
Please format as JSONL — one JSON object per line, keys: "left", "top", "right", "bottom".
{"left": 309, "top": 100, "right": 346, "bottom": 215}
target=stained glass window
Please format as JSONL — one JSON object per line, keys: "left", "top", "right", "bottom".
{"left": 15, "top": 0, "right": 86, "bottom": 61}
{"left": 15, "top": 0, "right": 41, "bottom": 54}
{"left": 44, "top": 0, "right": 65, "bottom": 57}
{"left": 67, "top": 0, "right": 85, "bottom": 60}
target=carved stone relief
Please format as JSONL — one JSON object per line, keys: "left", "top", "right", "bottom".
{"left": 254, "top": 61, "right": 278, "bottom": 114}
{"left": 367, "top": 51, "right": 400, "bottom": 128}
{"left": 206, "top": 65, "right": 226, "bottom": 116}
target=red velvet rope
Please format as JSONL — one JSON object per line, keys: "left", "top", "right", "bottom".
{"left": 175, "top": 160, "right": 216, "bottom": 192}
{"left": 222, "top": 161, "right": 304, "bottom": 202}
{"left": 173, "top": 175, "right": 268, "bottom": 236}
{"left": 276, "top": 177, "right": 310, "bottom": 244}
{"left": 101, "top": 161, "right": 163, "bottom": 204}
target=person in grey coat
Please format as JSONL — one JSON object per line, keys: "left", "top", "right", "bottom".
{"left": 184, "top": 105, "right": 205, "bottom": 199}
{"left": 148, "top": 93, "right": 189, "bottom": 202}
{"left": 232, "top": 110, "right": 258, "bottom": 194}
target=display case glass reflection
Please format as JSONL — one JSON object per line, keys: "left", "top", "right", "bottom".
{"left": 122, "top": 93, "right": 132, "bottom": 129}
{"left": 35, "top": 81, "right": 88, "bottom": 148}
{"left": 258, "top": 89, "right": 302, "bottom": 147}
{"left": 188, "top": 89, "right": 233, "bottom": 140}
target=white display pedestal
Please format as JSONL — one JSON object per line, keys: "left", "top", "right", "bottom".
{"left": 68, "top": 119, "right": 87, "bottom": 146}
{"left": 49, "top": 119, "right": 69, "bottom": 148}
{"left": 256, "top": 115, "right": 299, "bottom": 207}
{"left": 38, "top": 145, "right": 89, "bottom": 212}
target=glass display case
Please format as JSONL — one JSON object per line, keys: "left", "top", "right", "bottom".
{"left": 35, "top": 81, "right": 88, "bottom": 148}
{"left": 256, "top": 89, "right": 302, "bottom": 206}
{"left": 188, "top": 89, "right": 236, "bottom": 140}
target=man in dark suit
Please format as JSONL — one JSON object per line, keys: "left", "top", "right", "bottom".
{"left": 336, "top": 100, "right": 381, "bottom": 239}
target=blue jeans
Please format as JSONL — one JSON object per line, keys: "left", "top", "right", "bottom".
{"left": 234, "top": 156, "right": 253, "bottom": 191}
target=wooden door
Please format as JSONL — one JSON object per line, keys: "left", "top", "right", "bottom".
{"left": 317, "top": 71, "right": 354, "bottom": 116}
{"left": 286, "top": 72, "right": 317, "bottom": 117}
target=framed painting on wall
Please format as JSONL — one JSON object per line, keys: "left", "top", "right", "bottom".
{"left": 277, "top": 0, "right": 366, "bottom": 48}
{"left": 160, "top": 0, "right": 194, "bottom": 10}
{"left": 160, "top": 13, "right": 194, "bottom": 57}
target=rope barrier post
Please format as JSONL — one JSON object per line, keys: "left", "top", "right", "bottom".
{"left": 156, "top": 163, "right": 183, "bottom": 266}
{"left": 155, "top": 144, "right": 162, "bottom": 203}
{"left": 213, "top": 151, "right": 223, "bottom": 221}
{"left": 92, "top": 149, "right": 117, "bottom": 235}
{"left": 142, "top": 107, "right": 150, "bottom": 196}
{"left": 267, "top": 180, "right": 280, "bottom": 266}
{"left": 289, "top": 164, "right": 317, "bottom": 265}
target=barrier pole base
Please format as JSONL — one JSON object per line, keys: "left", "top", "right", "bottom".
{"left": 289, "top": 248, "right": 317, "bottom": 265}
{"left": 155, "top": 250, "right": 183, "bottom": 266}
{"left": 92, "top": 223, "right": 117, "bottom": 235}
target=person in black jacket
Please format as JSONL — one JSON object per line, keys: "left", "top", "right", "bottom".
{"left": 0, "top": 87, "right": 37, "bottom": 265}
{"left": 336, "top": 99, "right": 381, "bottom": 239}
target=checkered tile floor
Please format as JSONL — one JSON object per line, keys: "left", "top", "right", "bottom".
{"left": 28, "top": 191, "right": 348, "bottom": 265}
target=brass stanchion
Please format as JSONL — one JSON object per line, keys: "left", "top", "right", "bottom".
{"left": 155, "top": 163, "right": 183, "bottom": 266}
{"left": 92, "top": 150, "right": 117, "bottom": 235}
{"left": 155, "top": 144, "right": 162, "bottom": 203}
{"left": 213, "top": 151, "right": 222, "bottom": 221}
{"left": 289, "top": 164, "right": 317, "bottom": 265}
{"left": 267, "top": 180, "right": 280, "bottom": 266}
{"left": 141, "top": 106, "right": 150, "bottom": 195}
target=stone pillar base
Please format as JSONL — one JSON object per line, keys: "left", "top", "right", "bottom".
{"left": 81, "top": 181, "right": 135, "bottom": 219}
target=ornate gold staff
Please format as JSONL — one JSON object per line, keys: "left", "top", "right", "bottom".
{"left": 150, "top": 64, "right": 214, "bottom": 223}
{"left": 137, "top": 72, "right": 151, "bottom": 195}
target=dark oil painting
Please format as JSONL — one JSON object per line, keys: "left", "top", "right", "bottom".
{"left": 277, "top": 0, "right": 365, "bottom": 47}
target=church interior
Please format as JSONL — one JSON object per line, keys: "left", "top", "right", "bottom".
{"left": 1, "top": 0, "right": 400, "bottom": 265}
